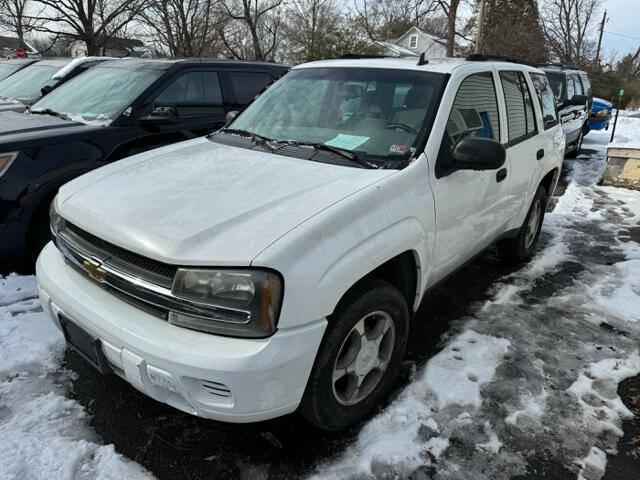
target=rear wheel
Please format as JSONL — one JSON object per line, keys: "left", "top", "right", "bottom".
{"left": 300, "top": 278, "right": 409, "bottom": 431}
{"left": 497, "top": 185, "right": 547, "bottom": 262}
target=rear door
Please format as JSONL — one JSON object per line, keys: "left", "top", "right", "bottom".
{"left": 498, "top": 70, "right": 545, "bottom": 223}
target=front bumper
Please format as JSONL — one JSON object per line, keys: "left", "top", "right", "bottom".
{"left": 36, "top": 243, "right": 327, "bottom": 423}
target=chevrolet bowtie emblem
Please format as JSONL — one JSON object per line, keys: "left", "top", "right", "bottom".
{"left": 83, "top": 258, "right": 107, "bottom": 282}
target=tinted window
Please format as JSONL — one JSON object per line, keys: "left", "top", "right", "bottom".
{"left": 580, "top": 74, "right": 591, "bottom": 96}
{"left": 531, "top": 73, "right": 559, "bottom": 130}
{"left": 566, "top": 75, "right": 575, "bottom": 99}
{"left": 154, "top": 71, "right": 223, "bottom": 116}
{"left": 229, "top": 71, "right": 272, "bottom": 104}
{"left": 546, "top": 72, "right": 564, "bottom": 103}
{"left": 500, "top": 71, "right": 537, "bottom": 143}
{"left": 572, "top": 74, "right": 584, "bottom": 95}
{"left": 444, "top": 72, "right": 500, "bottom": 145}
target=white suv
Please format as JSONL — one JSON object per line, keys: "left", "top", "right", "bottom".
{"left": 37, "top": 56, "right": 564, "bottom": 431}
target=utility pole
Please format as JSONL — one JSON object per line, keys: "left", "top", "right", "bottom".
{"left": 475, "top": 0, "right": 486, "bottom": 54}
{"left": 595, "top": 10, "right": 607, "bottom": 66}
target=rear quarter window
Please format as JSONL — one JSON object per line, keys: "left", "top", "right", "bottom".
{"left": 229, "top": 71, "right": 273, "bottom": 105}
{"left": 499, "top": 71, "right": 537, "bottom": 145}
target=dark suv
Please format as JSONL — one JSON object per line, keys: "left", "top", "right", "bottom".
{"left": 0, "top": 58, "right": 288, "bottom": 264}
{"left": 541, "top": 66, "right": 592, "bottom": 157}
{"left": 0, "top": 57, "right": 111, "bottom": 113}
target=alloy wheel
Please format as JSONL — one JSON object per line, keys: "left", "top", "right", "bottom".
{"left": 332, "top": 311, "right": 396, "bottom": 406}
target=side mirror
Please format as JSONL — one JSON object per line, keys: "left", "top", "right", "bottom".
{"left": 567, "top": 94, "right": 587, "bottom": 106}
{"left": 40, "top": 85, "right": 53, "bottom": 96}
{"left": 451, "top": 137, "right": 506, "bottom": 171}
{"left": 226, "top": 110, "right": 239, "bottom": 123}
{"left": 139, "top": 106, "right": 179, "bottom": 129}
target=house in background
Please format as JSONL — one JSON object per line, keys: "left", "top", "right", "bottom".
{"left": 392, "top": 26, "right": 448, "bottom": 57}
{"left": 0, "top": 36, "right": 40, "bottom": 58}
{"left": 70, "top": 37, "right": 152, "bottom": 58}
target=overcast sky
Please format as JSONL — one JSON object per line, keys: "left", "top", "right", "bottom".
{"left": 598, "top": 0, "right": 640, "bottom": 59}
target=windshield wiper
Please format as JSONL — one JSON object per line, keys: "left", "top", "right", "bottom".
{"left": 293, "top": 141, "right": 377, "bottom": 169}
{"left": 218, "top": 128, "right": 277, "bottom": 152}
{"left": 29, "top": 108, "right": 71, "bottom": 121}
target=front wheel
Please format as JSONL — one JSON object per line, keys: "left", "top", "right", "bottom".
{"left": 497, "top": 185, "right": 547, "bottom": 262}
{"left": 299, "top": 278, "right": 409, "bottom": 431}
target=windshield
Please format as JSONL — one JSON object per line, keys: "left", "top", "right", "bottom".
{"left": 32, "top": 67, "right": 162, "bottom": 123}
{"left": 0, "top": 64, "right": 60, "bottom": 104}
{"left": 0, "top": 63, "right": 25, "bottom": 82}
{"left": 546, "top": 72, "right": 565, "bottom": 103}
{"left": 228, "top": 67, "right": 445, "bottom": 163}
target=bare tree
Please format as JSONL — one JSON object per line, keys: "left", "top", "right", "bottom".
{"left": 354, "top": 0, "right": 438, "bottom": 41}
{"left": 218, "top": 0, "right": 283, "bottom": 60}
{"left": 435, "top": 0, "right": 461, "bottom": 56}
{"left": 284, "top": 0, "right": 378, "bottom": 62}
{"left": 0, "top": 0, "right": 42, "bottom": 47}
{"left": 31, "top": 0, "right": 148, "bottom": 56}
{"left": 141, "top": 0, "right": 223, "bottom": 57}
{"left": 540, "top": 0, "right": 599, "bottom": 65}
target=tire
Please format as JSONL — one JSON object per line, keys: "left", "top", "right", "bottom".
{"left": 497, "top": 185, "right": 547, "bottom": 263}
{"left": 27, "top": 196, "right": 55, "bottom": 263}
{"left": 299, "top": 278, "right": 409, "bottom": 431}
{"left": 566, "top": 129, "right": 583, "bottom": 158}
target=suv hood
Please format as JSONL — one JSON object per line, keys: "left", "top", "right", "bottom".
{"left": 58, "top": 137, "right": 395, "bottom": 266}
{"left": 0, "top": 111, "right": 97, "bottom": 148}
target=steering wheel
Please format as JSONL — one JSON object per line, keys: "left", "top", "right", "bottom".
{"left": 385, "top": 123, "right": 418, "bottom": 134}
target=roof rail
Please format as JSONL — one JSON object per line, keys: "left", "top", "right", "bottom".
{"left": 466, "top": 53, "right": 535, "bottom": 67}
{"left": 538, "top": 63, "right": 581, "bottom": 71}
{"left": 339, "top": 53, "right": 388, "bottom": 59}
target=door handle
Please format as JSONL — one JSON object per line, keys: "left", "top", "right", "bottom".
{"left": 536, "top": 149, "right": 544, "bottom": 160}
{"left": 496, "top": 168, "right": 507, "bottom": 182}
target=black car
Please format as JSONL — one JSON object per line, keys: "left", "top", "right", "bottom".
{"left": 541, "top": 66, "right": 592, "bottom": 157}
{"left": 0, "top": 58, "right": 38, "bottom": 82}
{"left": 0, "top": 57, "right": 110, "bottom": 113}
{"left": 0, "top": 58, "right": 288, "bottom": 264}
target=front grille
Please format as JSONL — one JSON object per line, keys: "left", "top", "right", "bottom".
{"left": 66, "top": 223, "right": 177, "bottom": 288}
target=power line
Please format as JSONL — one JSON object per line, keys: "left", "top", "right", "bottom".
{"left": 603, "top": 30, "right": 640, "bottom": 41}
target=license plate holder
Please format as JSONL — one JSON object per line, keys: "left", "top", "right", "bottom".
{"left": 59, "top": 314, "right": 112, "bottom": 374}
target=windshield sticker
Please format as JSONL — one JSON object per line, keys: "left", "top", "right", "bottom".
{"left": 325, "top": 134, "right": 369, "bottom": 151}
{"left": 389, "top": 144, "right": 408, "bottom": 154}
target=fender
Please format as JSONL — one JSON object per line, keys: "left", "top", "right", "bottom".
{"left": 253, "top": 163, "right": 435, "bottom": 329}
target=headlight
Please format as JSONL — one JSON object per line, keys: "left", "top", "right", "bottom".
{"left": 593, "top": 109, "right": 609, "bottom": 117}
{"left": 170, "top": 268, "right": 283, "bottom": 338}
{"left": 49, "top": 195, "right": 66, "bottom": 238}
{"left": 0, "top": 151, "right": 18, "bottom": 177}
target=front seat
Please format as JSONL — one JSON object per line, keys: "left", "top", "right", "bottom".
{"left": 391, "top": 87, "right": 429, "bottom": 131}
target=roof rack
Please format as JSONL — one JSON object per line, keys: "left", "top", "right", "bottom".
{"left": 538, "top": 63, "right": 581, "bottom": 71}
{"left": 339, "top": 53, "right": 388, "bottom": 59}
{"left": 466, "top": 53, "right": 535, "bottom": 67}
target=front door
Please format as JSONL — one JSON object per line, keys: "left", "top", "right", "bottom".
{"left": 429, "top": 71, "right": 511, "bottom": 280}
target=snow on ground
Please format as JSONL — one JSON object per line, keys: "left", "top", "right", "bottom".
{"left": 312, "top": 137, "right": 640, "bottom": 478}
{"left": 593, "top": 110, "right": 640, "bottom": 148}
{"left": 0, "top": 275, "right": 153, "bottom": 480}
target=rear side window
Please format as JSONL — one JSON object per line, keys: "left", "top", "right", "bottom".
{"left": 530, "top": 73, "right": 559, "bottom": 130}
{"left": 566, "top": 75, "right": 575, "bottom": 99}
{"left": 580, "top": 74, "right": 591, "bottom": 96}
{"left": 499, "top": 71, "right": 537, "bottom": 144}
{"left": 229, "top": 71, "right": 272, "bottom": 104}
{"left": 572, "top": 74, "right": 584, "bottom": 95}
{"left": 444, "top": 72, "right": 500, "bottom": 144}
{"left": 154, "top": 71, "right": 223, "bottom": 116}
